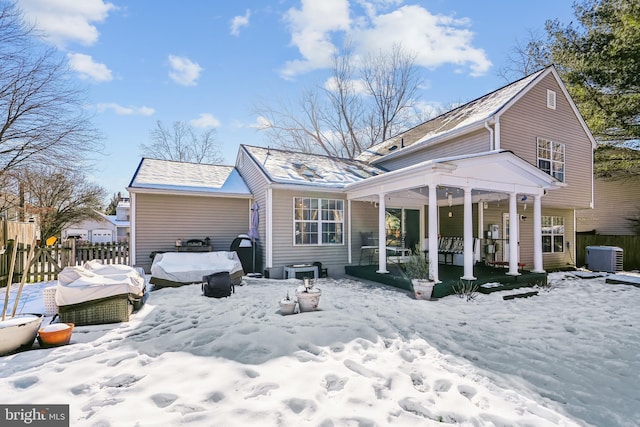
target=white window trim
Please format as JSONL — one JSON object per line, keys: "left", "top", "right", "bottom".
{"left": 537, "top": 137, "right": 565, "bottom": 182}
{"left": 293, "top": 197, "right": 344, "bottom": 246}
{"left": 542, "top": 215, "right": 564, "bottom": 254}
{"left": 547, "top": 89, "right": 556, "bottom": 110}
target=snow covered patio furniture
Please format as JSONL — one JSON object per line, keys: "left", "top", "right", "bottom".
{"left": 56, "top": 261, "right": 148, "bottom": 326}
{"left": 149, "top": 251, "right": 244, "bottom": 289}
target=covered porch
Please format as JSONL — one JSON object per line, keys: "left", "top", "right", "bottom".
{"left": 344, "top": 151, "right": 564, "bottom": 284}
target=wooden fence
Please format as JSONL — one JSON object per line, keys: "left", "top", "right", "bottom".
{"left": 1, "top": 241, "right": 130, "bottom": 285}
{"left": 576, "top": 234, "right": 640, "bottom": 271}
{"left": 0, "top": 220, "right": 38, "bottom": 247}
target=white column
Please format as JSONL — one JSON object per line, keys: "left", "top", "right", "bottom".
{"left": 477, "top": 200, "right": 484, "bottom": 263}
{"left": 462, "top": 187, "right": 476, "bottom": 280}
{"left": 507, "top": 191, "right": 520, "bottom": 276}
{"left": 428, "top": 185, "right": 439, "bottom": 283}
{"left": 129, "top": 192, "right": 136, "bottom": 267}
{"left": 532, "top": 194, "right": 545, "bottom": 272}
{"left": 347, "top": 199, "right": 352, "bottom": 265}
{"left": 376, "top": 193, "right": 388, "bottom": 274}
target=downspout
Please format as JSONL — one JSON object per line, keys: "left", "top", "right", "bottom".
{"left": 484, "top": 121, "right": 495, "bottom": 151}
{"left": 494, "top": 118, "right": 501, "bottom": 151}
{"left": 129, "top": 192, "right": 136, "bottom": 268}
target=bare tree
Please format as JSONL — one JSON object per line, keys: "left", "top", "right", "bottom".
{"left": 497, "top": 29, "right": 551, "bottom": 82}
{"left": 0, "top": 2, "right": 101, "bottom": 177}
{"left": 18, "top": 166, "right": 106, "bottom": 242}
{"left": 140, "top": 120, "right": 223, "bottom": 164}
{"left": 255, "top": 43, "right": 423, "bottom": 159}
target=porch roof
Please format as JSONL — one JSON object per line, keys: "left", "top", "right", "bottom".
{"left": 345, "top": 150, "right": 564, "bottom": 200}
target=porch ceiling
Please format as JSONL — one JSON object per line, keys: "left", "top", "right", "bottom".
{"left": 345, "top": 151, "right": 563, "bottom": 201}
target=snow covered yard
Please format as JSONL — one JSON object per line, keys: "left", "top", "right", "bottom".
{"left": 0, "top": 271, "right": 638, "bottom": 426}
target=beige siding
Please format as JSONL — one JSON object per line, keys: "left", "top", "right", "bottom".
{"left": 380, "top": 129, "right": 490, "bottom": 171}
{"left": 236, "top": 149, "right": 271, "bottom": 271}
{"left": 134, "top": 193, "right": 250, "bottom": 272}
{"left": 577, "top": 177, "right": 640, "bottom": 235}
{"left": 500, "top": 73, "right": 593, "bottom": 209}
{"left": 271, "top": 189, "right": 349, "bottom": 276}
{"left": 350, "top": 200, "right": 381, "bottom": 264}
{"left": 478, "top": 204, "right": 575, "bottom": 271}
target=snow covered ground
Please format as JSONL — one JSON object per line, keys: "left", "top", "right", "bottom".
{"left": 1, "top": 271, "right": 638, "bottom": 426}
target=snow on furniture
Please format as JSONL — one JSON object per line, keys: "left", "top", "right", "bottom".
{"left": 56, "top": 261, "right": 147, "bottom": 326}
{"left": 150, "top": 251, "right": 244, "bottom": 289}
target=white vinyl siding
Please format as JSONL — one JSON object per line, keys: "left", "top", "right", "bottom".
{"left": 537, "top": 137, "right": 565, "bottom": 182}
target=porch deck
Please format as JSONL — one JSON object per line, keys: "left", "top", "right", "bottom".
{"left": 344, "top": 262, "right": 548, "bottom": 298}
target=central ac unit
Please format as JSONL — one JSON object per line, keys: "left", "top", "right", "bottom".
{"left": 585, "top": 246, "right": 623, "bottom": 273}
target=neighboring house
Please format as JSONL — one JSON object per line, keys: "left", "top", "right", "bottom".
{"left": 577, "top": 175, "right": 640, "bottom": 235}
{"left": 62, "top": 207, "right": 130, "bottom": 244}
{"left": 127, "top": 158, "right": 253, "bottom": 272}
{"left": 128, "top": 65, "right": 595, "bottom": 280}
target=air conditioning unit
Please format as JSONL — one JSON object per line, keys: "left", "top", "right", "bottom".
{"left": 585, "top": 246, "right": 623, "bottom": 273}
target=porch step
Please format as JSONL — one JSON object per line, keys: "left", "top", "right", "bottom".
{"left": 503, "top": 291, "right": 539, "bottom": 300}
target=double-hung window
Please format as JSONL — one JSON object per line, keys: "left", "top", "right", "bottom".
{"left": 294, "top": 197, "right": 344, "bottom": 245}
{"left": 541, "top": 216, "right": 564, "bottom": 253}
{"left": 537, "top": 138, "right": 565, "bottom": 182}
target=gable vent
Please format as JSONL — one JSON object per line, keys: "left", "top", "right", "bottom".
{"left": 547, "top": 89, "right": 556, "bottom": 110}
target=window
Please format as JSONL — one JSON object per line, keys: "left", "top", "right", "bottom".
{"left": 542, "top": 216, "right": 564, "bottom": 253}
{"left": 537, "top": 138, "right": 565, "bottom": 182}
{"left": 546, "top": 89, "right": 556, "bottom": 109}
{"left": 293, "top": 197, "right": 343, "bottom": 245}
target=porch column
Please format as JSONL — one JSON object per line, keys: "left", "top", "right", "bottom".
{"left": 532, "top": 194, "right": 545, "bottom": 273}
{"left": 462, "top": 187, "right": 476, "bottom": 280}
{"left": 376, "top": 193, "right": 388, "bottom": 274}
{"left": 477, "top": 200, "right": 484, "bottom": 263}
{"left": 347, "top": 199, "right": 352, "bottom": 265}
{"left": 507, "top": 191, "right": 521, "bottom": 276}
{"left": 428, "top": 184, "right": 439, "bottom": 283}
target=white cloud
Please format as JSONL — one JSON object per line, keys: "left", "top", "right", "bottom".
{"left": 189, "top": 113, "right": 221, "bottom": 128}
{"left": 96, "top": 103, "right": 155, "bottom": 116}
{"left": 67, "top": 53, "right": 112, "bottom": 82}
{"left": 167, "top": 55, "right": 203, "bottom": 86}
{"left": 323, "top": 76, "right": 368, "bottom": 95}
{"left": 18, "top": 0, "right": 115, "bottom": 48}
{"left": 280, "top": 0, "right": 351, "bottom": 79}
{"left": 230, "top": 9, "right": 251, "bottom": 36}
{"left": 279, "top": 2, "right": 491, "bottom": 78}
{"left": 351, "top": 5, "right": 491, "bottom": 76}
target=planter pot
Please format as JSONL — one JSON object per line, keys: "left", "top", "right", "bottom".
{"left": 279, "top": 299, "right": 297, "bottom": 315}
{"left": 0, "top": 314, "right": 44, "bottom": 355}
{"left": 37, "top": 322, "right": 75, "bottom": 348}
{"left": 296, "top": 286, "right": 322, "bottom": 312}
{"left": 411, "top": 279, "right": 435, "bottom": 300}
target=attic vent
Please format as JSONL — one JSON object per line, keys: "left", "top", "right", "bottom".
{"left": 546, "top": 89, "right": 556, "bottom": 110}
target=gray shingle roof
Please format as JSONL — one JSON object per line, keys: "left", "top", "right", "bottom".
{"left": 357, "top": 67, "right": 547, "bottom": 163}
{"left": 242, "top": 146, "right": 385, "bottom": 188}
{"left": 129, "top": 158, "right": 251, "bottom": 195}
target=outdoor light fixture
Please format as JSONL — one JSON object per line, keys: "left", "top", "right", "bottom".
{"left": 447, "top": 193, "right": 453, "bottom": 207}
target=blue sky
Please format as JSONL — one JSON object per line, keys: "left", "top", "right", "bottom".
{"left": 16, "top": 0, "right": 576, "bottom": 199}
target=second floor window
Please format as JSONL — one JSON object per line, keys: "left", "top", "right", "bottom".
{"left": 537, "top": 138, "right": 565, "bottom": 182}
{"left": 294, "top": 197, "right": 344, "bottom": 245}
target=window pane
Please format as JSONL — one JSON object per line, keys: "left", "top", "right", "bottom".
{"left": 538, "top": 159, "right": 551, "bottom": 174}
{"left": 553, "top": 235, "right": 564, "bottom": 253}
{"left": 542, "top": 235, "right": 552, "bottom": 253}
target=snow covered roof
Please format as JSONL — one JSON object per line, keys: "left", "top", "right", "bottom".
{"left": 357, "top": 66, "right": 549, "bottom": 163}
{"left": 242, "top": 145, "right": 386, "bottom": 189}
{"left": 128, "top": 158, "right": 251, "bottom": 196}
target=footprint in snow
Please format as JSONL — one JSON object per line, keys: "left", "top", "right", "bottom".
{"left": 457, "top": 384, "right": 477, "bottom": 400}
{"left": 323, "top": 374, "right": 348, "bottom": 392}
{"left": 101, "top": 373, "right": 143, "bottom": 388}
{"left": 410, "top": 372, "right": 430, "bottom": 393}
{"left": 343, "top": 359, "right": 382, "bottom": 378}
{"left": 285, "top": 398, "right": 317, "bottom": 415}
{"left": 151, "top": 393, "right": 178, "bottom": 408}
{"left": 245, "top": 382, "right": 279, "bottom": 399}
{"left": 204, "top": 391, "right": 225, "bottom": 403}
{"left": 12, "top": 376, "right": 38, "bottom": 389}
{"left": 433, "top": 378, "right": 452, "bottom": 393}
